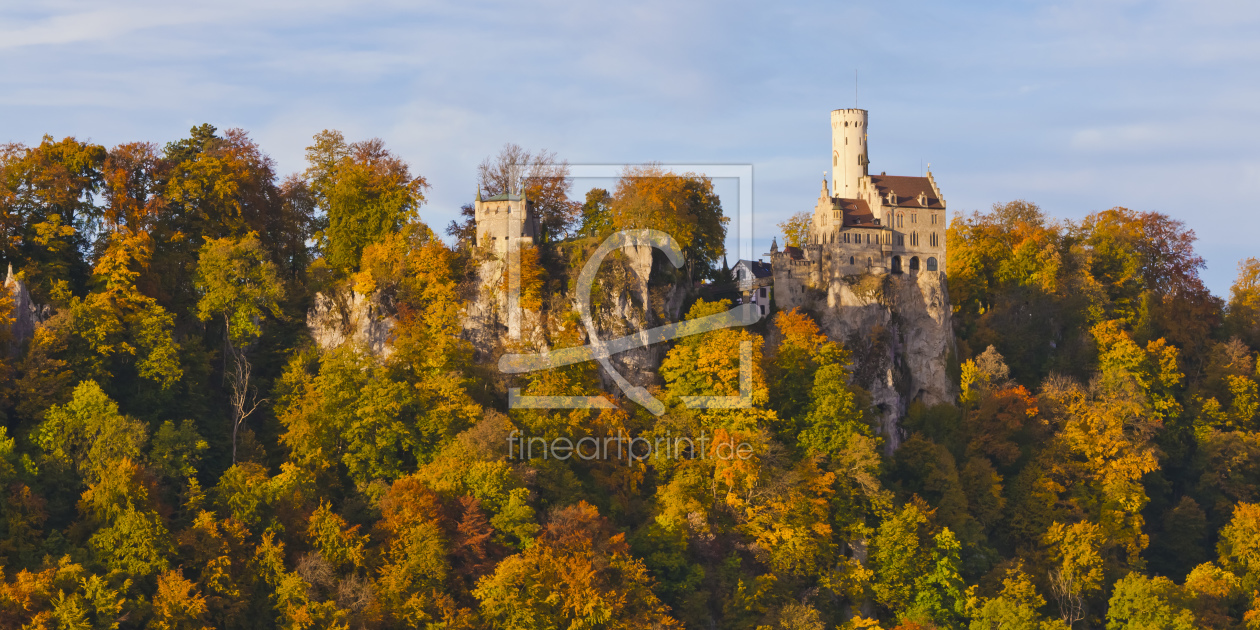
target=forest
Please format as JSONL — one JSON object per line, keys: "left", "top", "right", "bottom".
{"left": 0, "top": 126, "right": 1259, "bottom": 630}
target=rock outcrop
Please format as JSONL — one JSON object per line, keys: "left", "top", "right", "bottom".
{"left": 307, "top": 290, "right": 397, "bottom": 357}
{"left": 459, "top": 242, "right": 690, "bottom": 393}
{"left": 5, "top": 265, "right": 49, "bottom": 351}
{"left": 813, "top": 269, "right": 955, "bottom": 450}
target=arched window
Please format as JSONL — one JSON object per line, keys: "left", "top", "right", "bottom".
{"left": 892, "top": 256, "right": 902, "bottom": 274}
{"left": 909, "top": 256, "right": 920, "bottom": 271}
{"left": 926, "top": 257, "right": 938, "bottom": 271}
{"left": 849, "top": 256, "right": 854, "bottom": 265}
{"left": 833, "top": 151, "right": 838, "bottom": 166}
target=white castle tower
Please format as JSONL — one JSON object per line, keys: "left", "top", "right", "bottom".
{"left": 831, "top": 108, "right": 869, "bottom": 199}
{"left": 826, "top": 107, "right": 866, "bottom": 197}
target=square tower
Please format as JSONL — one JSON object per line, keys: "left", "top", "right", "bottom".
{"left": 474, "top": 188, "right": 538, "bottom": 252}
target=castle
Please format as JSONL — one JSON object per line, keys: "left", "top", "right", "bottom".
{"left": 473, "top": 187, "right": 539, "bottom": 252}
{"left": 456, "top": 108, "right": 954, "bottom": 440}
{"left": 772, "top": 108, "right": 947, "bottom": 310}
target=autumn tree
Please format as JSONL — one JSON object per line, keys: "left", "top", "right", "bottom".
{"left": 610, "top": 165, "right": 727, "bottom": 281}
{"left": 778, "top": 211, "right": 812, "bottom": 248}
{"left": 766, "top": 308, "right": 846, "bottom": 430}
{"left": 578, "top": 187, "right": 613, "bottom": 238}
{"left": 966, "top": 561, "right": 1065, "bottom": 630}
{"left": 1077, "top": 207, "right": 1220, "bottom": 354}
{"left": 0, "top": 136, "right": 104, "bottom": 299}
{"left": 873, "top": 501, "right": 966, "bottom": 628}
{"left": 474, "top": 502, "right": 680, "bottom": 629}
{"left": 1226, "top": 257, "right": 1260, "bottom": 349}
{"left": 79, "top": 458, "right": 174, "bottom": 578}
{"left": 35, "top": 380, "right": 148, "bottom": 484}
{"left": 305, "top": 130, "right": 427, "bottom": 271}
{"left": 1043, "top": 521, "right": 1104, "bottom": 628}
{"left": 150, "top": 569, "right": 210, "bottom": 630}
{"left": 34, "top": 148, "right": 185, "bottom": 394}
{"left": 195, "top": 232, "right": 285, "bottom": 462}
{"left": 1105, "top": 573, "right": 1196, "bottom": 630}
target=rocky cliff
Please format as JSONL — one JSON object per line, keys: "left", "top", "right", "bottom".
{"left": 5, "top": 266, "right": 49, "bottom": 351}
{"left": 814, "top": 269, "right": 955, "bottom": 450}
{"left": 307, "top": 243, "right": 953, "bottom": 446}
{"left": 459, "top": 242, "right": 689, "bottom": 393}
{"left": 307, "top": 290, "right": 397, "bottom": 357}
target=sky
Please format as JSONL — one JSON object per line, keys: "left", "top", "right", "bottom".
{"left": 1, "top": 0, "right": 1258, "bottom": 295}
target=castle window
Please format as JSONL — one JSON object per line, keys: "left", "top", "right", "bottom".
{"left": 911, "top": 214, "right": 917, "bottom": 224}
{"left": 910, "top": 256, "right": 920, "bottom": 271}
{"left": 849, "top": 256, "right": 854, "bottom": 264}
{"left": 833, "top": 151, "right": 838, "bottom": 166}
{"left": 926, "top": 257, "right": 938, "bottom": 271}
{"left": 897, "top": 213, "right": 903, "bottom": 228}
{"left": 930, "top": 232, "right": 938, "bottom": 247}
{"left": 932, "top": 214, "right": 938, "bottom": 225}
{"left": 897, "top": 234, "right": 904, "bottom": 246}
{"left": 844, "top": 233, "right": 850, "bottom": 243}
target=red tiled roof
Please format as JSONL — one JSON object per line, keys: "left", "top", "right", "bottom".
{"left": 833, "top": 197, "right": 876, "bottom": 225}
{"left": 870, "top": 175, "right": 944, "bottom": 209}
{"left": 783, "top": 245, "right": 804, "bottom": 260}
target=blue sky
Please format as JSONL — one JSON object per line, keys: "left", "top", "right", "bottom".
{"left": 2, "top": 0, "right": 1257, "bottom": 295}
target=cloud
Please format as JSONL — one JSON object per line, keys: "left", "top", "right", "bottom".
{"left": 1, "top": 0, "right": 1257, "bottom": 295}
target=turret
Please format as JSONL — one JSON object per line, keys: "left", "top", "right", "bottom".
{"left": 830, "top": 109, "right": 868, "bottom": 198}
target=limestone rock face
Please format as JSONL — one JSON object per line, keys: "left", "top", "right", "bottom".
{"left": 582, "top": 244, "right": 672, "bottom": 392}
{"left": 5, "top": 266, "right": 49, "bottom": 350}
{"left": 458, "top": 243, "right": 689, "bottom": 393}
{"left": 307, "top": 290, "right": 396, "bottom": 357}
{"left": 815, "top": 270, "right": 955, "bottom": 450}
{"left": 462, "top": 256, "right": 508, "bottom": 352}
